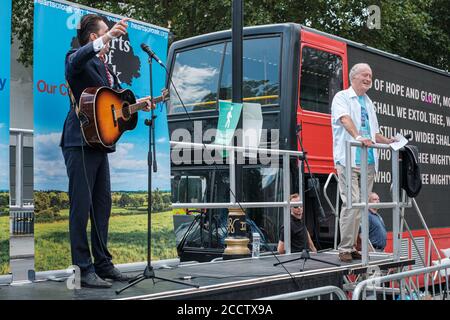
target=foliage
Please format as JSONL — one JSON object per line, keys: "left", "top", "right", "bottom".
{"left": 11, "top": 0, "right": 33, "bottom": 67}
{"left": 118, "top": 193, "right": 132, "bottom": 208}
{"left": 0, "top": 193, "right": 9, "bottom": 216}
{"left": 0, "top": 193, "right": 9, "bottom": 207}
{"left": 11, "top": 0, "right": 450, "bottom": 70}
{"left": 0, "top": 215, "right": 9, "bottom": 274}
{"left": 34, "top": 191, "right": 171, "bottom": 223}
{"left": 150, "top": 189, "right": 170, "bottom": 212}
{"left": 0, "top": 210, "right": 178, "bottom": 274}
{"left": 35, "top": 191, "right": 69, "bottom": 212}
{"left": 34, "top": 191, "right": 50, "bottom": 213}
{"left": 35, "top": 207, "right": 63, "bottom": 223}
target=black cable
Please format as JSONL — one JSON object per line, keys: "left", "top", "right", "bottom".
{"left": 160, "top": 63, "right": 302, "bottom": 290}
{"left": 176, "top": 213, "right": 202, "bottom": 251}
{"left": 75, "top": 65, "right": 167, "bottom": 279}
{"left": 174, "top": 271, "right": 297, "bottom": 281}
{"left": 301, "top": 258, "right": 307, "bottom": 272}
{"left": 296, "top": 126, "right": 325, "bottom": 248}
{"left": 296, "top": 125, "right": 325, "bottom": 218}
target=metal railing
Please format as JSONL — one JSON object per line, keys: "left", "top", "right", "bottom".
{"left": 257, "top": 285, "right": 347, "bottom": 300}
{"left": 170, "top": 141, "right": 304, "bottom": 254}
{"left": 352, "top": 260, "right": 450, "bottom": 300}
{"left": 411, "top": 198, "right": 441, "bottom": 266}
{"left": 9, "top": 128, "right": 35, "bottom": 284}
{"left": 323, "top": 172, "right": 378, "bottom": 253}
{"left": 398, "top": 196, "right": 443, "bottom": 269}
{"left": 345, "top": 141, "right": 411, "bottom": 265}
{"left": 9, "top": 128, "right": 33, "bottom": 209}
{"left": 315, "top": 141, "right": 440, "bottom": 271}
{"left": 10, "top": 209, "right": 34, "bottom": 235}
{"left": 328, "top": 140, "right": 440, "bottom": 269}
{"left": 323, "top": 172, "right": 340, "bottom": 250}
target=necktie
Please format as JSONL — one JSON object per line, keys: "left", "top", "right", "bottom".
{"left": 100, "top": 56, "right": 114, "bottom": 87}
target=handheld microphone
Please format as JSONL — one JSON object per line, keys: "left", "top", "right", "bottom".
{"left": 404, "top": 133, "right": 412, "bottom": 140}
{"left": 141, "top": 43, "right": 163, "bottom": 66}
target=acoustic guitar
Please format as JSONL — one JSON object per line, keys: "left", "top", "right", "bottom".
{"left": 78, "top": 87, "right": 166, "bottom": 151}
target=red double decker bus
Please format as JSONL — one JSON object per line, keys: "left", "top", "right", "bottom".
{"left": 166, "top": 23, "right": 450, "bottom": 264}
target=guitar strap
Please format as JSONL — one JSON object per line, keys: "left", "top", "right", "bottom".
{"left": 66, "top": 81, "right": 79, "bottom": 115}
{"left": 65, "top": 80, "right": 90, "bottom": 128}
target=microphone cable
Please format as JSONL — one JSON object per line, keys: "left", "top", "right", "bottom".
{"left": 78, "top": 111, "right": 141, "bottom": 282}
{"left": 63, "top": 68, "right": 115, "bottom": 280}
{"left": 295, "top": 124, "right": 326, "bottom": 250}
{"left": 79, "top": 128, "right": 114, "bottom": 275}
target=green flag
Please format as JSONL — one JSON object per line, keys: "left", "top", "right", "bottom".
{"left": 215, "top": 100, "right": 243, "bottom": 155}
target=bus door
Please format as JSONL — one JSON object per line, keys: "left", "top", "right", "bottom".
{"left": 298, "top": 29, "right": 348, "bottom": 175}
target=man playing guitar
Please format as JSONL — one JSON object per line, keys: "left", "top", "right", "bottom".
{"left": 61, "top": 14, "right": 158, "bottom": 288}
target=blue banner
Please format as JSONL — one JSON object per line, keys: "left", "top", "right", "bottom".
{"left": 0, "top": 0, "right": 12, "bottom": 193}
{"left": 32, "top": 0, "right": 175, "bottom": 271}
{"left": 33, "top": 0, "right": 170, "bottom": 192}
{"left": 0, "top": 0, "right": 12, "bottom": 275}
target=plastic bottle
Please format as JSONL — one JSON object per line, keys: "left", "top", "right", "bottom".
{"left": 252, "top": 233, "right": 260, "bottom": 258}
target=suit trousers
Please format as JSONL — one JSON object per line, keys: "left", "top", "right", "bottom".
{"left": 62, "top": 147, "right": 113, "bottom": 275}
{"left": 336, "top": 164, "right": 375, "bottom": 253}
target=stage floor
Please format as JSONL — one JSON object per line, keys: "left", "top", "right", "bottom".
{"left": 0, "top": 250, "right": 414, "bottom": 300}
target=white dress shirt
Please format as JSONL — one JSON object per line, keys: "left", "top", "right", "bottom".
{"left": 93, "top": 37, "right": 105, "bottom": 52}
{"left": 331, "top": 86, "right": 380, "bottom": 171}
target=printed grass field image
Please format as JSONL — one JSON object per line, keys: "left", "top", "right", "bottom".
{"left": 0, "top": 190, "right": 177, "bottom": 274}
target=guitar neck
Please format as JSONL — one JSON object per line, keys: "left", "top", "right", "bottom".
{"left": 129, "top": 95, "right": 164, "bottom": 114}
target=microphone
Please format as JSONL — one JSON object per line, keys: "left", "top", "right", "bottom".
{"left": 404, "top": 133, "right": 412, "bottom": 140}
{"left": 141, "top": 43, "right": 163, "bottom": 66}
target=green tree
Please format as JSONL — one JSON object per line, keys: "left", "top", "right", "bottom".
{"left": 0, "top": 193, "right": 9, "bottom": 216}
{"left": 129, "top": 196, "right": 140, "bottom": 209}
{"left": 162, "top": 193, "right": 171, "bottom": 206}
{"left": 35, "top": 206, "right": 61, "bottom": 223}
{"left": 0, "top": 193, "right": 9, "bottom": 207}
{"left": 48, "top": 192, "right": 60, "bottom": 210}
{"left": 34, "top": 192, "right": 50, "bottom": 213}
{"left": 112, "top": 193, "right": 121, "bottom": 207}
{"left": 151, "top": 189, "right": 164, "bottom": 212}
{"left": 137, "top": 196, "right": 145, "bottom": 207}
{"left": 58, "top": 192, "right": 70, "bottom": 209}
{"left": 12, "top": 0, "right": 450, "bottom": 70}
{"left": 118, "top": 193, "right": 132, "bottom": 208}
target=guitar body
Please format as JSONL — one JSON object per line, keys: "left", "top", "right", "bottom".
{"left": 79, "top": 87, "right": 138, "bottom": 151}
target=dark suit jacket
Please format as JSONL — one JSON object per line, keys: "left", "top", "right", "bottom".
{"left": 60, "top": 41, "right": 121, "bottom": 151}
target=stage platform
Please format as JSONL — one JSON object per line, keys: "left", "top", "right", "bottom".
{"left": 0, "top": 250, "right": 414, "bottom": 300}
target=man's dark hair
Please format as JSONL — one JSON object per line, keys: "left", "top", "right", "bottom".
{"left": 77, "top": 14, "right": 107, "bottom": 47}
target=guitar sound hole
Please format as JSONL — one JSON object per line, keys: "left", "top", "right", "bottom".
{"left": 122, "top": 103, "right": 130, "bottom": 120}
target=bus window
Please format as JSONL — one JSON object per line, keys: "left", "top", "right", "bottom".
{"left": 171, "top": 169, "right": 230, "bottom": 204}
{"left": 171, "top": 175, "right": 207, "bottom": 203}
{"left": 243, "top": 166, "right": 284, "bottom": 243}
{"left": 168, "top": 43, "right": 225, "bottom": 114}
{"left": 220, "top": 37, "right": 281, "bottom": 106}
{"left": 300, "top": 47, "right": 343, "bottom": 114}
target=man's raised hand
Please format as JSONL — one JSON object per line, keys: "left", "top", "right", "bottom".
{"left": 107, "top": 18, "right": 129, "bottom": 40}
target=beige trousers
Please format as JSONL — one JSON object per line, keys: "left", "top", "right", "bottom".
{"left": 336, "top": 164, "right": 375, "bottom": 253}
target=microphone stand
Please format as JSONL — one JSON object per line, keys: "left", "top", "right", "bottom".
{"left": 116, "top": 53, "right": 199, "bottom": 295}
{"left": 274, "top": 125, "right": 339, "bottom": 271}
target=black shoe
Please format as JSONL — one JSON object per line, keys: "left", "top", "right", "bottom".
{"left": 351, "top": 251, "right": 362, "bottom": 260}
{"left": 97, "top": 267, "right": 135, "bottom": 282}
{"left": 81, "top": 272, "right": 112, "bottom": 289}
